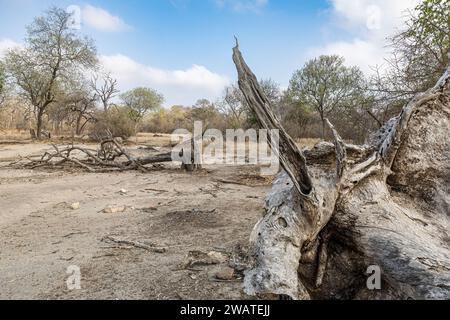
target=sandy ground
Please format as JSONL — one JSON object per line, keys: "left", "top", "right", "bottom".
{"left": 0, "top": 137, "right": 274, "bottom": 300}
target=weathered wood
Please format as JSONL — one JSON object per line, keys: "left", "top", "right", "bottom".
{"left": 233, "top": 40, "right": 312, "bottom": 196}
{"left": 12, "top": 140, "right": 175, "bottom": 172}
{"left": 325, "top": 118, "right": 347, "bottom": 179}
{"left": 234, "top": 44, "right": 450, "bottom": 300}
{"left": 233, "top": 42, "right": 339, "bottom": 298}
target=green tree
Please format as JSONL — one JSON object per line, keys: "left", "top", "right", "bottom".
{"left": 415, "top": 0, "right": 449, "bottom": 45}
{"left": 120, "top": 87, "right": 164, "bottom": 125}
{"left": 288, "top": 55, "right": 367, "bottom": 139}
{"left": 189, "top": 99, "right": 226, "bottom": 131}
{"left": 376, "top": 0, "right": 449, "bottom": 99}
{"left": 5, "top": 7, "right": 97, "bottom": 139}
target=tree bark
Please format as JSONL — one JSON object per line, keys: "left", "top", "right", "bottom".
{"left": 76, "top": 113, "right": 83, "bottom": 135}
{"left": 233, "top": 43, "right": 450, "bottom": 300}
{"left": 36, "top": 108, "right": 44, "bottom": 140}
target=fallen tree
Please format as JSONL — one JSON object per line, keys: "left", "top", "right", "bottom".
{"left": 233, "top": 41, "right": 450, "bottom": 300}
{"left": 10, "top": 136, "right": 202, "bottom": 173}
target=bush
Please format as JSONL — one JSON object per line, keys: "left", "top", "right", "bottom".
{"left": 90, "top": 107, "right": 136, "bottom": 141}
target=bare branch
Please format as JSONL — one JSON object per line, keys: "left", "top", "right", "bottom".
{"left": 232, "top": 43, "right": 313, "bottom": 196}
{"left": 325, "top": 118, "right": 347, "bottom": 179}
{"left": 380, "top": 67, "right": 449, "bottom": 167}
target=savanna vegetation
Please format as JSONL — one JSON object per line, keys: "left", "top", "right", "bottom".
{"left": 0, "top": 0, "right": 448, "bottom": 302}
{"left": 1, "top": 1, "right": 447, "bottom": 144}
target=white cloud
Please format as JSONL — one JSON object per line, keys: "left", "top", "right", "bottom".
{"left": 310, "top": 0, "right": 421, "bottom": 73}
{"left": 0, "top": 38, "right": 22, "bottom": 58}
{"left": 82, "top": 5, "right": 131, "bottom": 32}
{"left": 308, "top": 39, "right": 384, "bottom": 74}
{"left": 330, "top": 0, "right": 421, "bottom": 37}
{"left": 215, "top": 0, "right": 268, "bottom": 13}
{"left": 99, "top": 54, "right": 230, "bottom": 106}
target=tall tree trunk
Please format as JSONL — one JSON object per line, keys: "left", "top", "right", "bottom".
{"left": 76, "top": 113, "right": 83, "bottom": 136}
{"left": 321, "top": 114, "right": 326, "bottom": 140}
{"left": 36, "top": 108, "right": 44, "bottom": 140}
{"left": 233, "top": 43, "right": 450, "bottom": 300}
{"left": 79, "top": 119, "right": 90, "bottom": 135}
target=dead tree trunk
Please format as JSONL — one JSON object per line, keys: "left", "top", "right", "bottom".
{"left": 233, "top": 42, "right": 450, "bottom": 300}
{"left": 14, "top": 136, "right": 204, "bottom": 173}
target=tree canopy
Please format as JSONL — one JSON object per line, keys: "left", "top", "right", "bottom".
{"left": 288, "top": 55, "right": 367, "bottom": 138}
{"left": 120, "top": 87, "right": 164, "bottom": 123}
{"left": 4, "top": 6, "right": 97, "bottom": 138}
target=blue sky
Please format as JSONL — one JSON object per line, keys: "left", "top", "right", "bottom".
{"left": 0, "top": 0, "right": 420, "bottom": 106}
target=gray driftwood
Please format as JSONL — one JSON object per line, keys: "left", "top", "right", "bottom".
{"left": 233, "top": 42, "right": 450, "bottom": 300}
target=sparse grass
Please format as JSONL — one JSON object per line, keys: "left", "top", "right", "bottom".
{"left": 129, "top": 133, "right": 174, "bottom": 147}
{"left": 0, "top": 130, "right": 323, "bottom": 151}
{"left": 296, "top": 138, "right": 321, "bottom": 149}
{"left": 0, "top": 129, "right": 31, "bottom": 141}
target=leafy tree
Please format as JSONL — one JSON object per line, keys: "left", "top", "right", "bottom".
{"left": 5, "top": 7, "right": 97, "bottom": 139}
{"left": 367, "top": 0, "right": 449, "bottom": 128}
{"left": 143, "top": 105, "right": 190, "bottom": 133}
{"left": 91, "top": 106, "right": 136, "bottom": 140}
{"left": 373, "top": 0, "right": 449, "bottom": 103}
{"left": 120, "top": 87, "right": 164, "bottom": 125}
{"left": 415, "top": 0, "right": 449, "bottom": 45}
{"left": 189, "top": 99, "right": 225, "bottom": 131}
{"left": 288, "top": 55, "right": 367, "bottom": 139}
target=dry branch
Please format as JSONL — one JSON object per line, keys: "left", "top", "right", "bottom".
{"left": 10, "top": 137, "right": 174, "bottom": 172}
{"left": 234, "top": 43, "right": 450, "bottom": 300}
{"left": 101, "top": 235, "right": 166, "bottom": 253}
{"left": 233, "top": 39, "right": 312, "bottom": 196}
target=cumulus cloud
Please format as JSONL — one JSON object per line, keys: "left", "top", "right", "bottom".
{"left": 81, "top": 5, "right": 131, "bottom": 32}
{"left": 310, "top": 0, "right": 421, "bottom": 73}
{"left": 308, "top": 39, "right": 384, "bottom": 74}
{"left": 99, "top": 54, "right": 230, "bottom": 106}
{"left": 215, "top": 0, "right": 268, "bottom": 13}
{"left": 0, "top": 38, "right": 22, "bottom": 58}
{"left": 330, "top": 0, "right": 420, "bottom": 34}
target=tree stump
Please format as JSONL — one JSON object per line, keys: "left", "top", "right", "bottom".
{"left": 233, "top": 42, "right": 450, "bottom": 300}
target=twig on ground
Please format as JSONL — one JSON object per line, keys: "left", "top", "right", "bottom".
{"left": 101, "top": 235, "right": 167, "bottom": 253}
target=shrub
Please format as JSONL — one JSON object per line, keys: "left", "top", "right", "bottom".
{"left": 90, "top": 107, "right": 135, "bottom": 141}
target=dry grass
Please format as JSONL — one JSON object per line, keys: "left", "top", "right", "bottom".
{"left": 296, "top": 138, "right": 321, "bottom": 149}
{"left": 1, "top": 130, "right": 322, "bottom": 151}
{"left": 0, "top": 130, "right": 32, "bottom": 142}
{"left": 129, "top": 132, "right": 174, "bottom": 147}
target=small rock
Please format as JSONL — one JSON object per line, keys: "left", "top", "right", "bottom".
{"left": 207, "top": 251, "right": 228, "bottom": 264}
{"left": 103, "top": 205, "right": 126, "bottom": 214}
{"left": 70, "top": 202, "right": 80, "bottom": 210}
{"left": 120, "top": 189, "right": 128, "bottom": 195}
{"left": 215, "top": 267, "right": 235, "bottom": 281}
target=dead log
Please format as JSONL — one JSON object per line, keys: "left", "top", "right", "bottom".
{"left": 233, "top": 42, "right": 450, "bottom": 300}
{"left": 11, "top": 135, "right": 203, "bottom": 172}
{"left": 11, "top": 139, "right": 174, "bottom": 172}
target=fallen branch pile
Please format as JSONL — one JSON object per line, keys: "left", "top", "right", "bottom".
{"left": 10, "top": 137, "right": 173, "bottom": 173}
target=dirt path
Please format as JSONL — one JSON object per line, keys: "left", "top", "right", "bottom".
{"left": 0, "top": 143, "right": 271, "bottom": 299}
